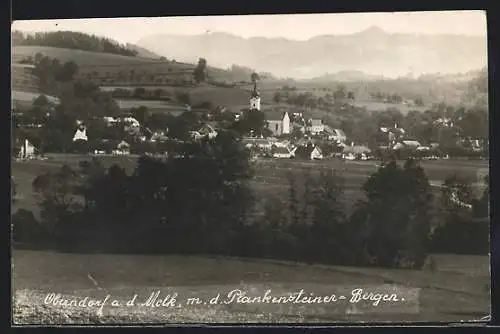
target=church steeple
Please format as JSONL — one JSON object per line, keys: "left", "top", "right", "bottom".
{"left": 249, "top": 81, "right": 261, "bottom": 111}
{"left": 249, "top": 72, "right": 261, "bottom": 111}
{"left": 251, "top": 81, "right": 259, "bottom": 98}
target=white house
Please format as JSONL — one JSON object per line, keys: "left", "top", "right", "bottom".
{"left": 342, "top": 145, "right": 372, "bottom": 160}
{"left": 311, "top": 146, "right": 323, "bottom": 160}
{"left": 265, "top": 111, "right": 290, "bottom": 136}
{"left": 324, "top": 126, "right": 347, "bottom": 142}
{"left": 393, "top": 140, "right": 421, "bottom": 150}
{"left": 17, "top": 139, "right": 37, "bottom": 159}
{"left": 123, "top": 117, "right": 140, "bottom": 128}
{"left": 197, "top": 123, "right": 218, "bottom": 140}
{"left": 73, "top": 126, "right": 88, "bottom": 142}
{"left": 434, "top": 117, "right": 454, "bottom": 128}
{"left": 112, "top": 140, "right": 130, "bottom": 155}
{"left": 242, "top": 137, "right": 278, "bottom": 150}
{"left": 306, "top": 118, "right": 324, "bottom": 135}
{"left": 272, "top": 145, "right": 295, "bottom": 159}
{"left": 295, "top": 145, "right": 323, "bottom": 160}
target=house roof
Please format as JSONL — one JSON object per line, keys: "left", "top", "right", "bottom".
{"left": 264, "top": 110, "right": 288, "bottom": 121}
{"left": 198, "top": 123, "right": 217, "bottom": 133}
{"left": 272, "top": 146, "right": 291, "bottom": 154}
{"left": 401, "top": 140, "right": 421, "bottom": 147}
{"left": 295, "top": 144, "right": 318, "bottom": 156}
{"left": 343, "top": 145, "right": 371, "bottom": 154}
{"left": 308, "top": 119, "right": 323, "bottom": 127}
{"left": 334, "top": 129, "right": 346, "bottom": 138}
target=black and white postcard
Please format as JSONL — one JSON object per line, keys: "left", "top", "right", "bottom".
{"left": 11, "top": 10, "right": 490, "bottom": 325}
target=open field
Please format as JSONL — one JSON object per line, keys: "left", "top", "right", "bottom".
{"left": 11, "top": 154, "right": 488, "bottom": 219}
{"left": 353, "top": 101, "right": 428, "bottom": 114}
{"left": 12, "top": 46, "right": 178, "bottom": 67}
{"left": 11, "top": 249, "right": 490, "bottom": 324}
{"left": 114, "top": 99, "right": 186, "bottom": 114}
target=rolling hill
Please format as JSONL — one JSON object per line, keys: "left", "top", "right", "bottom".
{"left": 11, "top": 45, "right": 264, "bottom": 85}
{"left": 137, "top": 27, "right": 487, "bottom": 79}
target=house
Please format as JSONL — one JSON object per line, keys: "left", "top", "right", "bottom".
{"left": 112, "top": 140, "right": 130, "bottom": 155}
{"left": 123, "top": 117, "right": 140, "bottom": 128}
{"left": 265, "top": 111, "right": 290, "bottom": 136}
{"left": 73, "top": 124, "right": 88, "bottom": 142}
{"left": 17, "top": 139, "right": 37, "bottom": 159}
{"left": 295, "top": 144, "right": 323, "bottom": 160}
{"left": 306, "top": 118, "right": 324, "bottom": 135}
{"left": 342, "top": 145, "right": 372, "bottom": 160}
{"left": 323, "top": 126, "right": 347, "bottom": 142}
{"left": 271, "top": 145, "right": 295, "bottom": 159}
{"left": 242, "top": 137, "right": 278, "bottom": 150}
{"left": 103, "top": 116, "right": 120, "bottom": 126}
{"left": 197, "top": 123, "right": 218, "bottom": 140}
{"left": 393, "top": 140, "right": 421, "bottom": 151}
{"left": 150, "top": 130, "right": 169, "bottom": 142}
{"left": 380, "top": 124, "right": 406, "bottom": 145}
{"left": 434, "top": 117, "right": 454, "bottom": 128}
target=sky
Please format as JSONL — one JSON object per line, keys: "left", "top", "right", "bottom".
{"left": 12, "top": 10, "right": 487, "bottom": 45}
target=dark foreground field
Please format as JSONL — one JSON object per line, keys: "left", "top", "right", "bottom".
{"left": 12, "top": 249, "right": 490, "bottom": 324}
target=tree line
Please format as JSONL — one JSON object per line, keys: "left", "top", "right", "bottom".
{"left": 12, "top": 30, "right": 138, "bottom": 57}
{"left": 12, "top": 133, "right": 489, "bottom": 266}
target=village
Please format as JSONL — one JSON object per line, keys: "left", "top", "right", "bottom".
{"left": 14, "top": 69, "right": 471, "bottom": 163}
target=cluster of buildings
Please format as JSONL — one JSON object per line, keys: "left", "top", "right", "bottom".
{"left": 242, "top": 83, "right": 354, "bottom": 160}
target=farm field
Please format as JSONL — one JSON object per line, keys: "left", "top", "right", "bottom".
{"left": 11, "top": 154, "right": 488, "bottom": 218}
{"left": 12, "top": 249, "right": 490, "bottom": 324}
{"left": 353, "top": 101, "right": 428, "bottom": 115}
{"left": 12, "top": 46, "right": 173, "bottom": 67}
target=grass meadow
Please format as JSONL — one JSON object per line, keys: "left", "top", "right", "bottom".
{"left": 12, "top": 249, "right": 490, "bottom": 324}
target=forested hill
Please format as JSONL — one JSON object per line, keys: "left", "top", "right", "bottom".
{"left": 11, "top": 30, "right": 140, "bottom": 58}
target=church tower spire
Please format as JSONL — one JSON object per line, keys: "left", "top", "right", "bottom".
{"left": 249, "top": 75, "right": 261, "bottom": 111}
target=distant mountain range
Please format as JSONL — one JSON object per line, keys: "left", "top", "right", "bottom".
{"left": 137, "top": 27, "right": 487, "bottom": 80}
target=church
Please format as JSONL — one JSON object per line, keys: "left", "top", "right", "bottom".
{"left": 249, "top": 78, "right": 290, "bottom": 136}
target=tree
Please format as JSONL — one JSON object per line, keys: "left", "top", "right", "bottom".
{"left": 193, "top": 58, "right": 207, "bottom": 84}
{"left": 308, "top": 170, "right": 351, "bottom": 264}
{"left": 14, "top": 30, "right": 138, "bottom": 57}
{"left": 32, "top": 165, "right": 83, "bottom": 234}
{"left": 33, "top": 94, "right": 50, "bottom": 108}
{"left": 251, "top": 72, "right": 260, "bottom": 83}
{"left": 351, "top": 160, "right": 433, "bottom": 268}
{"left": 232, "top": 110, "right": 267, "bottom": 137}
{"left": 57, "top": 61, "right": 79, "bottom": 81}
{"left": 333, "top": 85, "right": 346, "bottom": 101}
{"left": 273, "top": 91, "right": 282, "bottom": 104}
{"left": 175, "top": 91, "right": 191, "bottom": 106}
{"left": 131, "top": 106, "right": 149, "bottom": 126}
{"left": 415, "top": 97, "right": 424, "bottom": 106}
{"left": 133, "top": 87, "right": 146, "bottom": 98}
{"left": 11, "top": 178, "right": 17, "bottom": 203}
{"left": 473, "top": 175, "right": 489, "bottom": 218}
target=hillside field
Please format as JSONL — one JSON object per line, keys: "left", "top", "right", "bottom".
{"left": 12, "top": 46, "right": 180, "bottom": 67}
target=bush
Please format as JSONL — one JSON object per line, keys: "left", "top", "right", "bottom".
{"left": 12, "top": 209, "right": 49, "bottom": 245}
{"left": 349, "top": 160, "right": 433, "bottom": 269}
{"left": 430, "top": 219, "right": 489, "bottom": 255}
